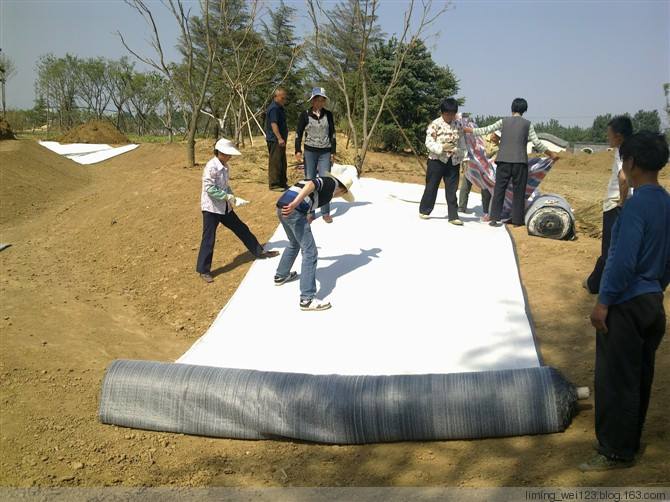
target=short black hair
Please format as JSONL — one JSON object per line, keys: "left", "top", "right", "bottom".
{"left": 607, "top": 115, "right": 633, "bottom": 138}
{"left": 511, "top": 98, "right": 528, "bottom": 115}
{"left": 440, "top": 98, "right": 459, "bottom": 114}
{"left": 619, "top": 131, "right": 669, "bottom": 172}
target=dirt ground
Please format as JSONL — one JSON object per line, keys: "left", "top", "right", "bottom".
{"left": 0, "top": 136, "right": 668, "bottom": 488}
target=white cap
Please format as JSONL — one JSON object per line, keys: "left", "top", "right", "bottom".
{"left": 214, "top": 138, "right": 241, "bottom": 156}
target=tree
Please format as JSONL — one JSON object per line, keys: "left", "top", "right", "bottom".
{"left": 631, "top": 109, "right": 661, "bottom": 133}
{"left": 105, "top": 57, "right": 135, "bottom": 129}
{"left": 127, "top": 71, "right": 164, "bottom": 135}
{"left": 35, "top": 54, "right": 79, "bottom": 130}
{"left": 120, "top": 0, "right": 220, "bottom": 167}
{"left": 590, "top": 113, "right": 612, "bottom": 143}
{"left": 75, "top": 57, "right": 111, "bottom": 119}
{"left": 0, "top": 49, "right": 17, "bottom": 117}
{"left": 307, "top": 0, "right": 448, "bottom": 172}
{"left": 367, "top": 38, "right": 460, "bottom": 153}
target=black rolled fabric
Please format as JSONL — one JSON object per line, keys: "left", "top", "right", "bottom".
{"left": 525, "top": 194, "right": 575, "bottom": 240}
{"left": 99, "top": 360, "right": 578, "bottom": 444}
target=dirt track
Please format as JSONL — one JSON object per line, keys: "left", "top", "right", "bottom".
{"left": 0, "top": 138, "right": 668, "bottom": 487}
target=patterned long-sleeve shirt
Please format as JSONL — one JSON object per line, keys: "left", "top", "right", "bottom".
{"left": 425, "top": 117, "right": 466, "bottom": 165}
{"left": 473, "top": 119, "right": 546, "bottom": 153}
{"left": 201, "top": 156, "right": 235, "bottom": 215}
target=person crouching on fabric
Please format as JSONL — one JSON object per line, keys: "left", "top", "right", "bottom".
{"left": 274, "top": 165, "right": 356, "bottom": 311}
{"left": 196, "top": 138, "right": 279, "bottom": 283}
{"left": 583, "top": 132, "right": 669, "bottom": 472}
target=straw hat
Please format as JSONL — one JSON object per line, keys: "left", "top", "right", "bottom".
{"left": 214, "top": 138, "right": 241, "bottom": 156}
{"left": 328, "top": 164, "right": 357, "bottom": 202}
{"left": 307, "top": 87, "right": 328, "bottom": 102}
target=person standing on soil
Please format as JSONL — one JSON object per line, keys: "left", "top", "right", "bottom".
{"left": 460, "top": 130, "right": 500, "bottom": 221}
{"left": 584, "top": 131, "right": 669, "bottom": 471}
{"left": 265, "top": 88, "right": 289, "bottom": 191}
{"left": 274, "top": 165, "right": 356, "bottom": 311}
{"left": 463, "top": 98, "right": 559, "bottom": 227}
{"left": 419, "top": 98, "right": 466, "bottom": 225}
{"left": 584, "top": 116, "right": 634, "bottom": 294}
{"left": 295, "top": 87, "right": 337, "bottom": 224}
{"left": 196, "top": 138, "right": 278, "bottom": 283}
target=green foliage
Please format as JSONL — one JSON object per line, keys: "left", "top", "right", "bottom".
{"left": 367, "top": 38, "right": 459, "bottom": 153}
{"left": 631, "top": 109, "right": 661, "bottom": 133}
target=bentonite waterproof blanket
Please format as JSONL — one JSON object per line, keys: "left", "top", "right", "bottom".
{"left": 98, "top": 177, "right": 579, "bottom": 443}
{"left": 39, "top": 141, "right": 138, "bottom": 165}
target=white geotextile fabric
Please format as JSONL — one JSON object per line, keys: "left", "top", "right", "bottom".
{"left": 39, "top": 141, "right": 139, "bottom": 165}
{"left": 178, "top": 178, "right": 541, "bottom": 376}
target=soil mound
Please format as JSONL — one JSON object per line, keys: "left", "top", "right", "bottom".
{"left": 0, "top": 139, "right": 90, "bottom": 225}
{"left": 58, "top": 120, "right": 129, "bottom": 144}
{"left": 0, "top": 117, "right": 16, "bottom": 140}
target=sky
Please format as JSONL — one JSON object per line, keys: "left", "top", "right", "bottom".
{"left": 1, "top": 0, "right": 669, "bottom": 128}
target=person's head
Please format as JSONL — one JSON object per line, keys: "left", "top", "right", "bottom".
{"left": 511, "top": 98, "right": 528, "bottom": 115}
{"left": 619, "top": 131, "right": 669, "bottom": 186}
{"left": 440, "top": 97, "right": 459, "bottom": 123}
{"left": 490, "top": 131, "right": 501, "bottom": 145}
{"left": 274, "top": 88, "right": 287, "bottom": 106}
{"left": 213, "top": 138, "right": 241, "bottom": 164}
{"left": 329, "top": 165, "right": 356, "bottom": 202}
{"left": 606, "top": 115, "right": 633, "bottom": 148}
{"left": 308, "top": 87, "right": 328, "bottom": 111}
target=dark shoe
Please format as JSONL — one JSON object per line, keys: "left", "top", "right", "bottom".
{"left": 489, "top": 220, "right": 501, "bottom": 227}
{"left": 257, "top": 250, "right": 279, "bottom": 259}
{"left": 200, "top": 273, "right": 214, "bottom": 283}
{"left": 458, "top": 207, "right": 470, "bottom": 214}
{"left": 274, "top": 271, "right": 298, "bottom": 286}
{"left": 578, "top": 454, "right": 635, "bottom": 472}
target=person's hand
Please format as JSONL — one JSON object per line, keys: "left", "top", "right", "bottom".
{"left": 281, "top": 201, "right": 297, "bottom": 217}
{"left": 463, "top": 126, "right": 473, "bottom": 134}
{"left": 548, "top": 151, "right": 560, "bottom": 161}
{"left": 295, "top": 151, "right": 303, "bottom": 163}
{"left": 590, "top": 302, "right": 609, "bottom": 333}
{"left": 278, "top": 138, "right": 286, "bottom": 147}
{"left": 330, "top": 154, "right": 335, "bottom": 165}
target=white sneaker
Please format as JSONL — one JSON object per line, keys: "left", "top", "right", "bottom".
{"left": 419, "top": 213, "right": 430, "bottom": 220}
{"left": 300, "top": 299, "right": 332, "bottom": 311}
{"left": 449, "top": 219, "right": 464, "bottom": 226}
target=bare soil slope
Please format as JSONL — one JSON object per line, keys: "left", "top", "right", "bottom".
{"left": 58, "top": 120, "right": 129, "bottom": 144}
{"left": 0, "top": 138, "right": 668, "bottom": 488}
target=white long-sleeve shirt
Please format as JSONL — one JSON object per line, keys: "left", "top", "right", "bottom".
{"left": 425, "top": 116, "right": 466, "bottom": 165}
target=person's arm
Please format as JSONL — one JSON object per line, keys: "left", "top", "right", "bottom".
{"left": 281, "top": 180, "right": 317, "bottom": 216}
{"left": 327, "top": 110, "right": 337, "bottom": 158}
{"left": 464, "top": 119, "right": 503, "bottom": 136}
{"left": 268, "top": 107, "right": 285, "bottom": 146}
{"left": 204, "top": 167, "right": 235, "bottom": 202}
{"left": 295, "top": 111, "right": 307, "bottom": 158}
{"left": 529, "top": 124, "right": 559, "bottom": 160}
{"left": 425, "top": 122, "right": 443, "bottom": 155}
{"left": 617, "top": 169, "right": 629, "bottom": 206}
{"left": 599, "top": 205, "right": 644, "bottom": 306}
{"left": 661, "top": 255, "right": 670, "bottom": 291}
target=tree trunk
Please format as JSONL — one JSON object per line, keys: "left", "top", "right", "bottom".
{"left": 186, "top": 107, "right": 198, "bottom": 167}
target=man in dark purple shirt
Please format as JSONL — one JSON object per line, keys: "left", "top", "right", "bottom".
{"left": 581, "top": 132, "right": 670, "bottom": 471}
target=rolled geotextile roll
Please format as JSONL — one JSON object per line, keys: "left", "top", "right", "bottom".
{"left": 525, "top": 194, "right": 575, "bottom": 240}
{"left": 99, "top": 360, "right": 579, "bottom": 444}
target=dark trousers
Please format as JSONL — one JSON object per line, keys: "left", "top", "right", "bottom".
{"left": 595, "top": 293, "right": 665, "bottom": 461}
{"left": 267, "top": 141, "right": 287, "bottom": 190}
{"left": 458, "top": 173, "right": 492, "bottom": 214}
{"left": 419, "top": 158, "right": 459, "bottom": 220}
{"left": 196, "top": 210, "right": 263, "bottom": 274}
{"left": 587, "top": 206, "right": 622, "bottom": 293}
{"left": 490, "top": 161, "right": 528, "bottom": 225}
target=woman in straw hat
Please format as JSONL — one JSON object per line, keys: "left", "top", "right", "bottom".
{"left": 196, "top": 138, "right": 278, "bottom": 283}
{"left": 295, "top": 87, "right": 337, "bottom": 223}
{"left": 274, "top": 165, "right": 356, "bottom": 311}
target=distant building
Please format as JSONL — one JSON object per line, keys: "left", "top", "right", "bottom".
{"left": 526, "top": 132, "right": 569, "bottom": 154}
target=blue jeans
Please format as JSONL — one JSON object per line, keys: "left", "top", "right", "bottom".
{"left": 304, "top": 149, "right": 332, "bottom": 216}
{"left": 276, "top": 208, "right": 318, "bottom": 301}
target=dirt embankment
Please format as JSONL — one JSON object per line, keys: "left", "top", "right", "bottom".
{"left": 0, "top": 137, "right": 668, "bottom": 488}
{"left": 57, "top": 120, "right": 130, "bottom": 144}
